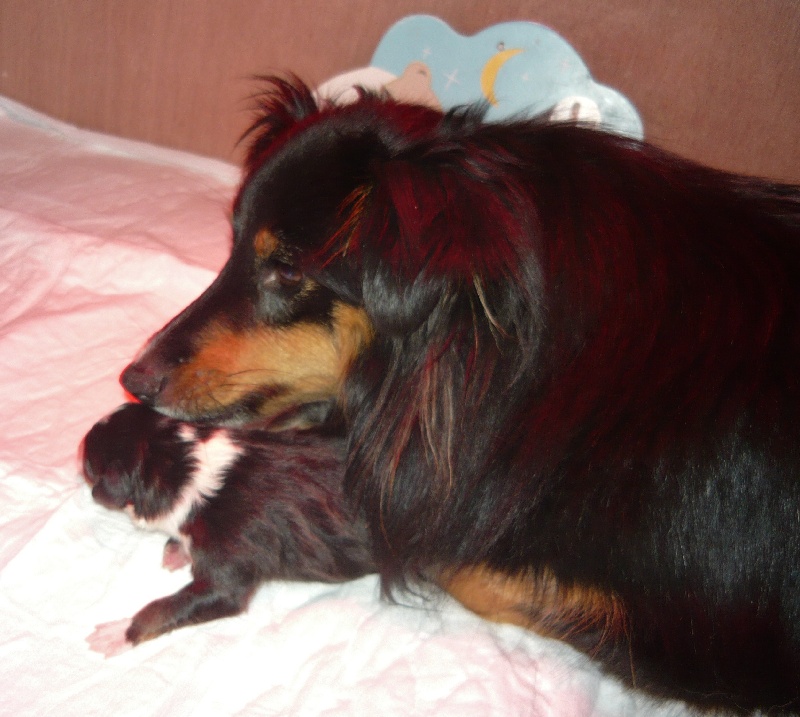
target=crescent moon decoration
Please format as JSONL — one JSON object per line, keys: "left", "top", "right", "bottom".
{"left": 480, "top": 47, "right": 523, "bottom": 106}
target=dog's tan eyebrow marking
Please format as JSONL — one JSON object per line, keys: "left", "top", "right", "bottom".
{"left": 254, "top": 229, "right": 279, "bottom": 258}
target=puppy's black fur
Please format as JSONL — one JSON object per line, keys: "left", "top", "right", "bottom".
{"left": 82, "top": 403, "right": 373, "bottom": 652}
{"left": 117, "top": 78, "right": 800, "bottom": 712}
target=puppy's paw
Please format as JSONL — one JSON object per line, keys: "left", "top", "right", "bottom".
{"left": 87, "top": 618, "right": 134, "bottom": 658}
{"left": 162, "top": 537, "right": 191, "bottom": 571}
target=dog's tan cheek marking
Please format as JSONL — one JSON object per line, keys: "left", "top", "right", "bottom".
{"left": 330, "top": 302, "right": 374, "bottom": 381}
{"left": 442, "top": 565, "right": 627, "bottom": 648}
{"left": 163, "top": 310, "right": 371, "bottom": 417}
{"left": 163, "top": 322, "right": 263, "bottom": 412}
{"left": 258, "top": 303, "right": 374, "bottom": 414}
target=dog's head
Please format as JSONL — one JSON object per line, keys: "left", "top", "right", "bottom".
{"left": 121, "top": 77, "right": 538, "bottom": 427}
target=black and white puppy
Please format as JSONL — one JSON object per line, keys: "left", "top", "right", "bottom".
{"left": 82, "top": 403, "right": 374, "bottom": 656}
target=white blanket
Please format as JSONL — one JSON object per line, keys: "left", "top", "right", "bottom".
{"left": 0, "top": 96, "right": 690, "bottom": 717}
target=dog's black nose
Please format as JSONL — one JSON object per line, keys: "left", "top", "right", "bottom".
{"left": 120, "top": 362, "right": 166, "bottom": 404}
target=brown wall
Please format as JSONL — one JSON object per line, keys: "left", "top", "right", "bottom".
{"left": 1, "top": 0, "right": 798, "bottom": 181}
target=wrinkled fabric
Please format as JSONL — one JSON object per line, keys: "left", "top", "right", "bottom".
{"left": 0, "top": 96, "right": 688, "bottom": 717}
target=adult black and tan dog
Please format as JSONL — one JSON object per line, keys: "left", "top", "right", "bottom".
{"left": 117, "top": 77, "right": 800, "bottom": 712}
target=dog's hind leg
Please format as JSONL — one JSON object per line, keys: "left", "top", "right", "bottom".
{"left": 442, "top": 565, "right": 627, "bottom": 648}
{"left": 442, "top": 565, "right": 539, "bottom": 629}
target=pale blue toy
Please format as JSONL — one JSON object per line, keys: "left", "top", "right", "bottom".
{"left": 371, "top": 15, "right": 643, "bottom": 139}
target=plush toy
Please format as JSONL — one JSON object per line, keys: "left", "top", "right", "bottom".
{"left": 318, "top": 15, "right": 642, "bottom": 138}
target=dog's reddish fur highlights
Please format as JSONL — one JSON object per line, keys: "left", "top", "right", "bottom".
{"left": 119, "top": 77, "right": 800, "bottom": 712}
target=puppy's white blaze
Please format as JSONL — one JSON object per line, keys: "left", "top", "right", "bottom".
{"left": 133, "top": 429, "right": 241, "bottom": 538}
{"left": 190, "top": 429, "right": 241, "bottom": 501}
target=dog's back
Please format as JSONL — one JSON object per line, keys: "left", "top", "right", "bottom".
{"left": 365, "top": 122, "right": 800, "bottom": 711}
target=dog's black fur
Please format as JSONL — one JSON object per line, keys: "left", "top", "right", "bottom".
{"left": 82, "top": 403, "right": 373, "bottom": 653}
{"left": 117, "top": 78, "right": 800, "bottom": 712}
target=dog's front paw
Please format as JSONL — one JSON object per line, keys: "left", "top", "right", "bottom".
{"left": 87, "top": 618, "right": 134, "bottom": 658}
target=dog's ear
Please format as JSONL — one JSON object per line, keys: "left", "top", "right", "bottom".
{"left": 334, "top": 165, "right": 454, "bottom": 335}
{"left": 343, "top": 145, "right": 522, "bottom": 335}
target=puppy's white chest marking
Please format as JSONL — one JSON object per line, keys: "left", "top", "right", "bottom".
{"left": 131, "top": 427, "right": 242, "bottom": 539}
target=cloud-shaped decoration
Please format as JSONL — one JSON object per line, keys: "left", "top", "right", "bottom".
{"left": 371, "top": 15, "right": 643, "bottom": 139}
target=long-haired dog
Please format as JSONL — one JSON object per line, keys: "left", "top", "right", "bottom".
{"left": 82, "top": 402, "right": 373, "bottom": 655}
{"left": 117, "top": 77, "right": 800, "bottom": 712}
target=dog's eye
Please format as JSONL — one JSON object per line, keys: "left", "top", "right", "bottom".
{"left": 260, "top": 260, "right": 303, "bottom": 290}
{"left": 277, "top": 263, "right": 303, "bottom": 285}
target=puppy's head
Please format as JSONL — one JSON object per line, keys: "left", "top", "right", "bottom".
{"left": 121, "top": 77, "right": 523, "bottom": 426}
{"left": 81, "top": 403, "right": 193, "bottom": 520}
